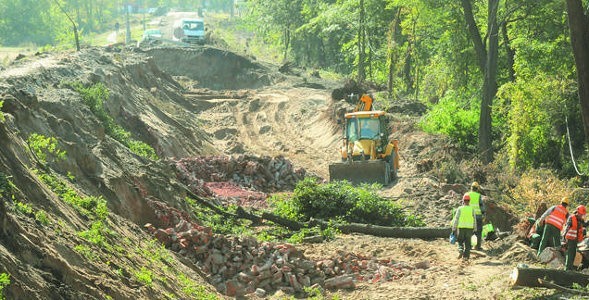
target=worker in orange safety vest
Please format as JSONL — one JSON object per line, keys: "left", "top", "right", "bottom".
{"left": 537, "top": 197, "right": 570, "bottom": 256}
{"left": 563, "top": 205, "right": 586, "bottom": 271}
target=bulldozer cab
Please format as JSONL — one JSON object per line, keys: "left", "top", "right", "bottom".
{"left": 330, "top": 109, "right": 399, "bottom": 185}
{"left": 345, "top": 112, "right": 387, "bottom": 142}
{"left": 346, "top": 117, "right": 381, "bottom": 142}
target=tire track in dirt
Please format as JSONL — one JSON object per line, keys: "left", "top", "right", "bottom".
{"left": 194, "top": 87, "right": 339, "bottom": 179}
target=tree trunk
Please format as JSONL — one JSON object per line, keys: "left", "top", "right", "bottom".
{"left": 461, "top": 0, "right": 486, "bottom": 72}
{"left": 478, "top": 0, "right": 499, "bottom": 163}
{"left": 283, "top": 27, "right": 290, "bottom": 61}
{"left": 387, "top": 8, "right": 401, "bottom": 98}
{"left": 357, "top": 0, "right": 366, "bottom": 82}
{"left": 462, "top": 0, "right": 499, "bottom": 163}
{"left": 566, "top": 0, "right": 589, "bottom": 144}
{"left": 501, "top": 22, "right": 515, "bottom": 82}
{"left": 511, "top": 266, "right": 589, "bottom": 288}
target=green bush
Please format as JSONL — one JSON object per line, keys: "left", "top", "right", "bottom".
{"left": 134, "top": 267, "right": 153, "bottom": 286}
{"left": 270, "top": 178, "right": 424, "bottom": 227}
{"left": 14, "top": 201, "right": 33, "bottom": 215}
{"left": 419, "top": 91, "right": 479, "bottom": 151}
{"left": 128, "top": 140, "right": 158, "bottom": 161}
{"left": 27, "top": 133, "right": 66, "bottom": 164}
{"left": 34, "top": 210, "right": 50, "bottom": 225}
{"left": 78, "top": 221, "right": 111, "bottom": 248}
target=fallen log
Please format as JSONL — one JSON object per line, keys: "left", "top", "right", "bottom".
{"left": 511, "top": 266, "right": 589, "bottom": 288}
{"left": 538, "top": 278, "right": 589, "bottom": 295}
{"left": 334, "top": 223, "right": 451, "bottom": 239}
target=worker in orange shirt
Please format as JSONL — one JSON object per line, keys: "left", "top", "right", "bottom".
{"left": 537, "top": 197, "right": 570, "bottom": 256}
{"left": 562, "top": 205, "right": 586, "bottom": 271}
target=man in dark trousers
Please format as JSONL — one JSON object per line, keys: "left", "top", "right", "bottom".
{"left": 452, "top": 193, "right": 477, "bottom": 261}
{"left": 537, "top": 197, "right": 570, "bottom": 256}
{"left": 563, "top": 205, "right": 586, "bottom": 271}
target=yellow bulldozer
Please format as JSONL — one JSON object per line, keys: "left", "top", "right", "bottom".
{"left": 329, "top": 94, "right": 399, "bottom": 185}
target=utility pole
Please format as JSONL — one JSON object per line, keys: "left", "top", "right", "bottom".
{"left": 125, "top": 2, "right": 131, "bottom": 44}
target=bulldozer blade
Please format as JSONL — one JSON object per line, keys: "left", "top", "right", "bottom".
{"left": 329, "top": 160, "right": 389, "bottom": 185}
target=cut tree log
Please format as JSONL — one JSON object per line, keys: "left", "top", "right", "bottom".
{"left": 511, "top": 266, "right": 589, "bottom": 288}
{"left": 310, "top": 219, "right": 451, "bottom": 239}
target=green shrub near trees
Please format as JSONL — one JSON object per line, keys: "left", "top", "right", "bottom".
{"left": 270, "top": 178, "right": 424, "bottom": 227}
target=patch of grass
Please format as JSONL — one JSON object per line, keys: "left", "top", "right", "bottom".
{"left": 27, "top": 133, "right": 66, "bottom": 164}
{"left": 178, "top": 274, "right": 219, "bottom": 299}
{"left": 34, "top": 210, "right": 50, "bottom": 225}
{"left": 0, "top": 100, "right": 5, "bottom": 123}
{"left": 38, "top": 172, "right": 108, "bottom": 220}
{"left": 134, "top": 267, "right": 153, "bottom": 286}
{"left": 287, "top": 224, "right": 339, "bottom": 244}
{"left": 74, "top": 244, "right": 97, "bottom": 261}
{"left": 14, "top": 201, "right": 33, "bottom": 215}
{"left": 78, "top": 221, "right": 112, "bottom": 249}
{"left": 70, "top": 82, "right": 158, "bottom": 160}
{"left": 0, "top": 273, "right": 9, "bottom": 300}
{"left": 135, "top": 239, "right": 174, "bottom": 265}
{"left": 186, "top": 199, "right": 254, "bottom": 235}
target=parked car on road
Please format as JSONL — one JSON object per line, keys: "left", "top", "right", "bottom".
{"left": 142, "top": 29, "right": 163, "bottom": 40}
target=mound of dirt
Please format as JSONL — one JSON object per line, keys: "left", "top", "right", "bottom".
{"left": 146, "top": 47, "right": 280, "bottom": 90}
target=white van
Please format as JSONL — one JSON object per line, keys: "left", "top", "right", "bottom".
{"left": 173, "top": 18, "right": 205, "bottom": 44}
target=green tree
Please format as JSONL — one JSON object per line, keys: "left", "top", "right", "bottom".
{"left": 566, "top": 0, "right": 589, "bottom": 147}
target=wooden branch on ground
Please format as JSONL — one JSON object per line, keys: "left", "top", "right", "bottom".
{"left": 511, "top": 266, "right": 589, "bottom": 288}
{"left": 538, "top": 278, "right": 589, "bottom": 295}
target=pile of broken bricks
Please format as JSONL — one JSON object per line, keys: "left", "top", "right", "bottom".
{"left": 145, "top": 200, "right": 430, "bottom": 297}
{"left": 173, "top": 155, "right": 310, "bottom": 195}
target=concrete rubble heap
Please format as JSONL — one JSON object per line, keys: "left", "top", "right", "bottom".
{"left": 145, "top": 200, "right": 427, "bottom": 297}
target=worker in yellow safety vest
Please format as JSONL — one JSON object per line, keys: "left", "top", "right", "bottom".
{"left": 467, "top": 182, "right": 485, "bottom": 250}
{"left": 452, "top": 193, "right": 478, "bottom": 261}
